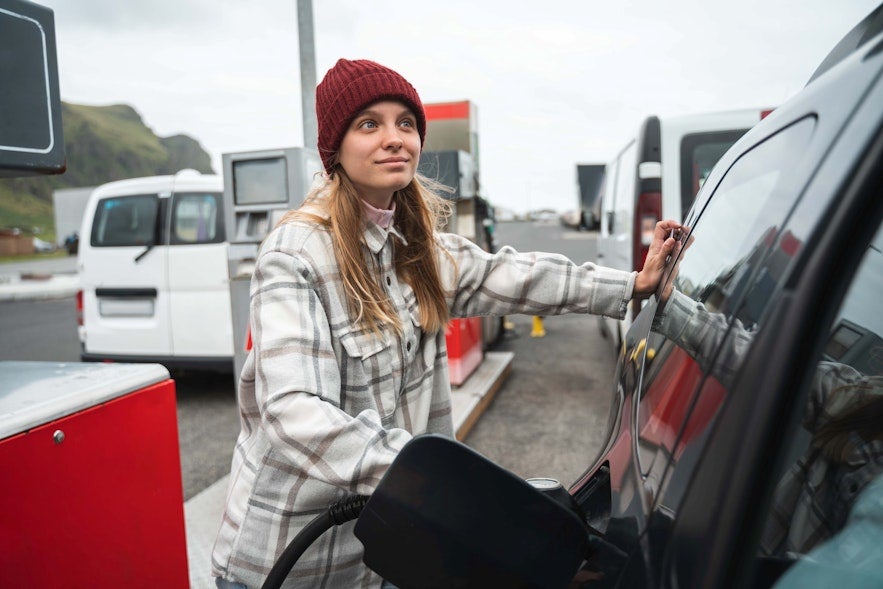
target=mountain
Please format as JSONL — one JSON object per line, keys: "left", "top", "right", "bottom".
{"left": 0, "top": 102, "right": 214, "bottom": 240}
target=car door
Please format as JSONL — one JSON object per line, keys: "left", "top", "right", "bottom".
{"left": 166, "top": 186, "right": 233, "bottom": 360}
{"left": 666, "top": 51, "right": 883, "bottom": 587}
{"left": 571, "top": 84, "right": 872, "bottom": 588}
{"left": 80, "top": 190, "right": 172, "bottom": 358}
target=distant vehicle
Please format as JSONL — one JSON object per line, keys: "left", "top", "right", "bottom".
{"left": 53, "top": 186, "right": 94, "bottom": 250}
{"left": 531, "top": 209, "right": 559, "bottom": 222}
{"left": 559, "top": 209, "right": 582, "bottom": 229}
{"left": 32, "top": 237, "right": 55, "bottom": 253}
{"left": 576, "top": 163, "right": 605, "bottom": 230}
{"left": 596, "top": 105, "right": 773, "bottom": 347}
{"left": 77, "top": 170, "right": 233, "bottom": 371}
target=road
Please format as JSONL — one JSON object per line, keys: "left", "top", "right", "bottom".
{"left": 0, "top": 221, "right": 618, "bottom": 499}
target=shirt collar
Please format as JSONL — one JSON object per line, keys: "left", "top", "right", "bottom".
{"left": 363, "top": 218, "right": 407, "bottom": 254}
{"left": 361, "top": 200, "right": 407, "bottom": 253}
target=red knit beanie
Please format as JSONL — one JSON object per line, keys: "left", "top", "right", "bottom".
{"left": 316, "top": 58, "right": 426, "bottom": 172}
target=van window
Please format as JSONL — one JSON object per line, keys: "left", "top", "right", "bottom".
{"left": 90, "top": 194, "right": 159, "bottom": 247}
{"left": 679, "top": 129, "right": 749, "bottom": 215}
{"left": 635, "top": 117, "right": 816, "bottom": 508}
{"left": 612, "top": 142, "right": 637, "bottom": 234}
{"left": 170, "top": 192, "right": 224, "bottom": 245}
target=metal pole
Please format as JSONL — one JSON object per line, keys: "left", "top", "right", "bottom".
{"left": 297, "top": 0, "right": 317, "bottom": 149}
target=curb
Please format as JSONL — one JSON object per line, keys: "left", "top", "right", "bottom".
{"left": 0, "top": 275, "right": 79, "bottom": 302}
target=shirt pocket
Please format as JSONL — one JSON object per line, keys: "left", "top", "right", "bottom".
{"left": 338, "top": 327, "right": 397, "bottom": 417}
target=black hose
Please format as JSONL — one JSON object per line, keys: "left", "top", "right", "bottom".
{"left": 261, "top": 494, "right": 370, "bottom": 589}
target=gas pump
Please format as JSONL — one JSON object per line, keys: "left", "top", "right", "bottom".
{"left": 1, "top": 2, "right": 189, "bottom": 585}
{"left": 419, "top": 100, "right": 503, "bottom": 384}
{"left": 222, "top": 147, "right": 322, "bottom": 381}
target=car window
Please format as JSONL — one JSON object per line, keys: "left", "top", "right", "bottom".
{"left": 679, "top": 129, "right": 748, "bottom": 215}
{"left": 634, "top": 118, "right": 817, "bottom": 503}
{"left": 170, "top": 192, "right": 224, "bottom": 245}
{"left": 758, "top": 221, "right": 883, "bottom": 588}
{"left": 90, "top": 194, "right": 159, "bottom": 247}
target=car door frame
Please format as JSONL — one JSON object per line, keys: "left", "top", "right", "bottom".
{"left": 666, "top": 55, "right": 883, "bottom": 588}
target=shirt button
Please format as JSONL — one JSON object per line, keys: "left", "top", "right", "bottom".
{"left": 386, "top": 276, "right": 392, "bottom": 286}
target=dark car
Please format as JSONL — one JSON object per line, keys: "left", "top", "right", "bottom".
{"left": 566, "top": 4, "right": 883, "bottom": 588}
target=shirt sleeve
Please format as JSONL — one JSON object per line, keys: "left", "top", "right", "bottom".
{"left": 248, "top": 248, "right": 411, "bottom": 496}
{"left": 436, "top": 232, "right": 635, "bottom": 319}
{"left": 653, "top": 289, "right": 754, "bottom": 388}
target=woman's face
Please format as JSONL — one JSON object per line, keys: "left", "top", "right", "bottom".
{"left": 338, "top": 100, "right": 420, "bottom": 208}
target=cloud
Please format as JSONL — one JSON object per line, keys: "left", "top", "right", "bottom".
{"left": 39, "top": 0, "right": 882, "bottom": 213}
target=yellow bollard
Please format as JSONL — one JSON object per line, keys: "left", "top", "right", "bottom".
{"left": 530, "top": 316, "right": 546, "bottom": 338}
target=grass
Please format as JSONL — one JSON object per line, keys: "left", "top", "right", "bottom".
{"left": 0, "top": 250, "right": 70, "bottom": 264}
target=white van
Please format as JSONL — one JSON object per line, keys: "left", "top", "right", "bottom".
{"left": 596, "top": 108, "right": 772, "bottom": 346}
{"left": 77, "top": 170, "right": 233, "bottom": 371}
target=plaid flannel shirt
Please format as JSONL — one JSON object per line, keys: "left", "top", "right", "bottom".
{"left": 212, "top": 217, "right": 635, "bottom": 588}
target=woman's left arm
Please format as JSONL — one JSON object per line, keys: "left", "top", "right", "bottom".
{"left": 438, "top": 220, "right": 679, "bottom": 319}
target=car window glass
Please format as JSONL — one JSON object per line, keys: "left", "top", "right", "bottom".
{"left": 758, "top": 221, "right": 883, "bottom": 586}
{"left": 90, "top": 194, "right": 158, "bottom": 247}
{"left": 679, "top": 129, "right": 748, "bottom": 215}
{"left": 635, "top": 118, "right": 816, "bottom": 500}
{"left": 170, "top": 192, "right": 224, "bottom": 245}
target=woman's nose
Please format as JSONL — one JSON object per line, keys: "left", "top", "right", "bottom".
{"left": 382, "top": 127, "right": 403, "bottom": 148}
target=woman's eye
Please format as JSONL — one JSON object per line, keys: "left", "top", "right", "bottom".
{"left": 399, "top": 119, "right": 415, "bottom": 128}
{"left": 359, "top": 120, "right": 377, "bottom": 129}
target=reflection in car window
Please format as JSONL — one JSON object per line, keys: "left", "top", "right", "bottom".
{"left": 635, "top": 118, "right": 816, "bottom": 506}
{"left": 90, "top": 194, "right": 159, "bottom": 247}
{"left": 762, "top": 222, "right": 883, "bottom": 587}
{"left": 170, "top": 193, "right": 224, "bottom": 245}
{"left": 679, "top": 129, "right": 748, "bottom": 214}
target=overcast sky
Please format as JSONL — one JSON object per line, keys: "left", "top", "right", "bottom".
{"left": 41, "top": 0, "right": 879, "bottom": 214}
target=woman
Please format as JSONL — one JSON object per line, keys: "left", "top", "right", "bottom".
{"left": 212, "top": 58, "right": 680, "bottom": 588}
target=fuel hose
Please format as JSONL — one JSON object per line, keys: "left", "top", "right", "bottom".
{"left": 261, "top": 494, "right": 371, "bottom": 589}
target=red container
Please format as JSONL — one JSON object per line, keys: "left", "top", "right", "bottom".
{"left": 446, "top": 317, "right": 483, "bottom": 386}
{"left": 0, "top": 361, "right": 189, "bottom": 588}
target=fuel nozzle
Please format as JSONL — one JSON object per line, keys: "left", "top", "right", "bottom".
{"left": 526, "top": 478, "right": 583, "bottom": 516}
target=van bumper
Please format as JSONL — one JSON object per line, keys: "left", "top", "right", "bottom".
{"left": 80, "top": 352, "right": 233, "bottom": 373}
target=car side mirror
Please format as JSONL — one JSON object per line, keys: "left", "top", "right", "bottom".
{"left": 354, "top": 434, "right": 590, "bottom": 589}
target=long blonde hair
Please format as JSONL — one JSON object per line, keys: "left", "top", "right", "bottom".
{"left": 279, "top": 168, "right": 453, "bottom": 334}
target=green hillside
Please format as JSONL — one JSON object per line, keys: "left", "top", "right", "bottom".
{"left": 0, "top": 102, "right": 214, "bottom": 240}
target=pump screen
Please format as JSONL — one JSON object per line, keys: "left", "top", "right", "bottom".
{"left": 233, "top": 157, "right": 288, "bottom": 205}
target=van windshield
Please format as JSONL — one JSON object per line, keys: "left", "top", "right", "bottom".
{"left": 679, "top": 129, "right": 749, "bottom": 214}
{"left": 91, "top": 194, "right": 159, "bottom": 247}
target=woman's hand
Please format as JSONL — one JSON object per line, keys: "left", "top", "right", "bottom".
{"left": 633, "top": 219, "right": 682, "bottom": 299}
